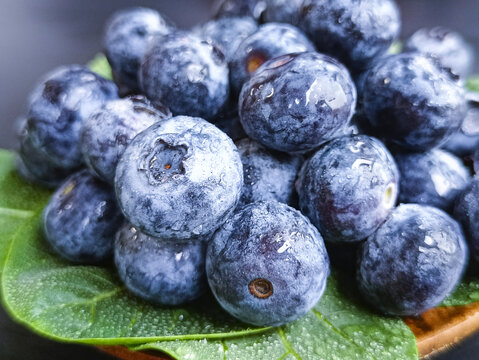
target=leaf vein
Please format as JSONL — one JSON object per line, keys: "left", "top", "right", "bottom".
{"left": 275, "top": 327, "right": 302, "bottom": 360}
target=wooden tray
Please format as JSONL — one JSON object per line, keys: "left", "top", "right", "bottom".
{"left": 98, "top": 302, "right": 479, "bottom": 360}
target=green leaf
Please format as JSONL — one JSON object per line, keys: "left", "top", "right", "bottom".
{"left": 0, "top": 149, "right": 419, "bottom": 359}
{"left": 467, "top": 75, "right": 479, "bottom": 93}
{"left": 387, "top": 41, "right": 402, "bottom": 55}
{"left": 87, "top": 54, "right": 113, "bottom": 81}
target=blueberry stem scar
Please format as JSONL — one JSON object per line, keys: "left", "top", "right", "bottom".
{"left": 249, "top": 278, "right": 273, "bottom": 299}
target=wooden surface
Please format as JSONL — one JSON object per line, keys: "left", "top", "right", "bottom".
{"left": 99, "top": 303, "right": 479, "bottom": 360}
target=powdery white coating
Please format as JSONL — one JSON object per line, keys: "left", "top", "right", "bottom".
{"left": 43, "top": 170, "right": 124, "bottom": 264}
{"left": 297, "top": 135, "right": 399, "bottom": 243}
{"left": 362, "top": 53, "right": 467, "bottom": 151}
{"left": 26, "top": 65, "right": 118, "bottom": 170}
{"left": 229, "top": 23, "right": 315, "bottom": 94}
{"left": 358, "top": 204, "right": 468, "bottom": 316}
{"left": 140, "top": 31, "right": 229, "bottom": 120}
{"left": 115, "top": 116, "right": 243, "bottom": 241}
{"left": 115, "top": 223, "right": 207, "bottom": 305}
{"left": 236, "top": 138, "right": 302, "bottom": 207}
{"left": 199, "top": 16, "right": 258, "bottom": 62}
{"left": 442, "top": 104, "right": 479, "bottom": 157}
{"left": 239, "top": 52, "right": 357, "bottom": 153}
{"left": 206, "top": 201, "right": 330, "bottom": 327}
{"left": 214, "top": 0, "right": 267, "bottom": 20}
{"left": 104, "top": 7, "right": 173, "bottom": 92}
{"left": 299, "top": 0, "right": 401, "bottom": 71}
{"left": 81, "top": 96, "right": 171, "bottom": 184}
{"left": 454, "top": 178, "right": 479, "bottom": 262}
{"left": 405, "top": 27, "right": 475, "bottom": 79}
{"left": 395, "top": 149, "right": 471, "bottom": 211}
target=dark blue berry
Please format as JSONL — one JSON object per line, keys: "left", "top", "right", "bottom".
{"left": 404, "top": 27, "right": 475, "bottom": 79}
{"left": 43, "top": 170, "right": 124, "bottom": 263}
{"left": 229, "top": 23, "right": 315, "bottom": 94}
{"left": 214, "top": 0, "right": 267, "bottom": 21}
{"left": 263, "top": 0, "right": 303, "bottom": 25}
{"left": 211, "top": 103, "right": 247, "bottom": 141}
{"left": 239, "top": 52, "right": 356, "bottom": 153}
{"left": 454, "top": 177, "right": 479, "bottom": 262}
{"left": 140, "top": 31, "right": 229, "bottom": 120}
{"left": 81, "top": 95, "right": 170, "bottom": 184}
{"left": 236, "top": 138, "right": 302, "bottom": 207}
{"left": 358, "top": 204, "right": 468, "bottom": 316}
{"left": 104, "top": 7, "right": 173, "bottom": 93}
{"left": 395, "top": 149, "right": 471, "bottom": 211}
{"left": 362, "top": 53, "right": 467, "bottom": 151}
{"left": 297, "top": 135, "right": 399, "bottom": 243}
{"left": 115, "top": 116, "right": 243, "bottom": 241}
{"left": 442, "top": 101, "right": 479, "bottom": 157}
{"left": 16, "top": 124, "right": 74, "bottom": 188}
{"left": 26, "top": 65, "right": 118, "bottom": 171}
{"left": 206, "top": 201, "right": 330, "bottom": 327}
{"left": 299, "top": 0, "right": 401, "bottom": 71}
{"left": 199, "top": 16, "right": 258, "bottom": 62}
{"left": 115, "top": 224, "right": 207, "bottom": 305}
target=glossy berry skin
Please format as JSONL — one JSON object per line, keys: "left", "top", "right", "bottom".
{"left": 236, "top": 138, "right": 302, "bottom": 207}
{"left": 442, "top": 103, "right": 479, "bottom": 157}
{"left": 454, "top": 178, "right": 479, "bottom": 262}
{"left": 43, "top": 170, "right": 124, "bottom": 263}
{"left": 140, "top": 31, "right": 229, "bottom": 120}
{"left": 395, "top": 149, "right": 471, "bottom": 212}
{"left": 115, "top": 116, "right": 243, "bottom": 241}
{"left": 81, "top": 96, "right": 170, "bottom": 184}
{"left": 297, "top": 135, "right": 399, "bottom": 243}
{"left": 26, "top": 65, "right": 118, "bottom": 171}
{"left": 104, "top": 7, "right": 173, "bottom": 93}
{"left": 229, "top": 23, "right": 315, "bottom": 94}
{"left": 239, "top": 52, "right": 357, "bottom": 153}
{"left": 299, "top": 0, "right": 401, "bottom": 71}
{"left": 362, "top": 53, "right": 467, "bottom": 151}
{"left": 358, "top": 204, "right": 468, "bottom": 316}
{"left": 206, "top": 201, "right": 330, "bottom": 327}
{"left": 214, "top": 0, "right": 267, "bottom": 21}
{"left": 199, "top": 16, "right": 258, "bottom": 63}
{"left": 405, "top": 27, "right": 475, "bottom": 79}
{"left": 263, "top": 0, "right": 303, "bottom": 25}
{"left": 115, "top": 224, "right": 207, "bottom": 305}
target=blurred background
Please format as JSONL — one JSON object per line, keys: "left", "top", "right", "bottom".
{"left": 0, "top": 0, "right": 478, "bottom": 359}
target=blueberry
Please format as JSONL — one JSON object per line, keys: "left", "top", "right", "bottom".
{"left": 362, "top": 53, "right": 467, "bottom": 151}
{"left": 394, "top": 149, "right": 471, "bottom": 212}
{"left": 81, "top": 96, "right": 171, "bottom": 184}
{"left": 454, "top": 178, "right": 479, "bottom": 262}
{"left": 297, "top": 135, "right": 399, "bottom": 243}
{"left": 229, "top": 23, "right": 315, "bottom": 94}
{"left": 115, "top": 223, "right": 207, "bottom": 305}
{"left": 199, "top": 16, "right": 258, "bottom": 63}
{"left": 358, "top": 204, "right": 468, "bottom": 316}
{"left": 104, "top": 7, "right": 173, "bottom": 93}
{"left": 236, "top": 138, "right": 302, "bottom": 207}
{"left": 475, "top": 151, "right": 479, "bottom": 174}
{"left": 263, "top": 0, "right": 303, "bottom": 25}
{"left": 206, "top": 201, "right": 330, "bottom": 327}
{"left": 404, "top": 27, "right": 475, "bottom": 79}
{"left": 26, "top": 65, "right": 118, "bottom": 171}
{"left": 214, "top": 0, "right": 267, "bottom": 21}
{"left": 140, "top": 31, "right": 229, "bottom": 120}
{"left": 299, "top": 0, "right": 401, "bottom": 71}
{"left": 43, "top": 170, "right": 124, "bottom": 263}
{"left": 442, "top": 101, "right": 479, "bottom": 157}
{"left": 239, "top": 52, "right": 357, "bottom": 153}
{"left": 115, "top": 116, "right": 243, "bottom": 241}
{"left": 16, "top": 124, "right": 74, "bottom": 188}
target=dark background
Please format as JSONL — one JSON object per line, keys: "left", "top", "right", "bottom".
{"left": 0, "top": 0, "right": 478, "bottom": 359}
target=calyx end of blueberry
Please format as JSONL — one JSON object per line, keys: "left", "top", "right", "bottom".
{"left": 249, "top": 278, "right": 273, "bottom": 299}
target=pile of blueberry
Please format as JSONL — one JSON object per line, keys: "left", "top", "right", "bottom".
{"left": 15, "top": 0, "right": 479, "bottom": 326}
